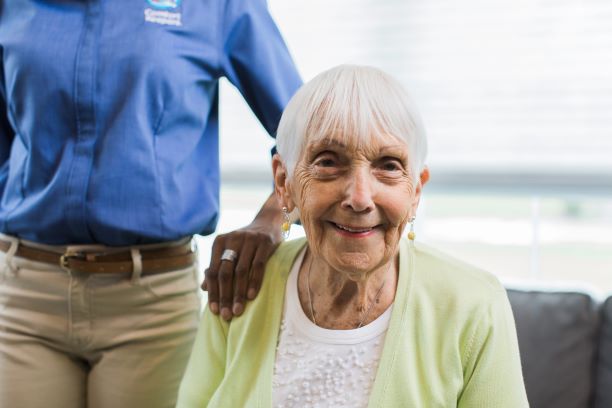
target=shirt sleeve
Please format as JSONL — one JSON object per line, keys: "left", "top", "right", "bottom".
{"left": 458, "top": 287, "right": 530, "bottom": 408}
{"left": 220, "top": 0, "right": 302, "bottom": 137}
{"left": 176, "top": 308, "right": 230, "bottom": 408}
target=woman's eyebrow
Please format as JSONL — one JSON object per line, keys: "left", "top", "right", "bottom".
{"left": 377, "top": 144, "right": 406, "bottom": 154}
{"left": 364, "top": 143, "right": 408, "bottom": 158}
{"left": 307, "top": 138, "right": 347, "bottom": 151}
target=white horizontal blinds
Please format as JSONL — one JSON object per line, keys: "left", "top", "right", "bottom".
{"left": 396, "top": 0, "right": 612, "bottom": 172}
{"left": 220, "top": 0, "right": 612, "bottom": 178}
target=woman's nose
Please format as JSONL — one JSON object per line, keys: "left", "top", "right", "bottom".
{"left": 341, "top": 168, "right": 375, "bottom": 213}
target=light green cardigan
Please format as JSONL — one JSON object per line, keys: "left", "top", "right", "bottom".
{"left": 177, "top": 238, "right": 529, "bottom": 407}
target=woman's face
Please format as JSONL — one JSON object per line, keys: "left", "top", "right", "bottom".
{"left": 280, "top": 132, "right": 425, "bottom": 279}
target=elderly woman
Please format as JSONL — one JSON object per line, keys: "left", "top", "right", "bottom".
{"left": 176, "top": 65, "right": 529, "bottom": 407}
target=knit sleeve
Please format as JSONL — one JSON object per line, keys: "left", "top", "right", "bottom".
{"left": 176, "top": 308, "right": 229, "bottom": 408}
{"left": 458, "top": 287, "right": 530, "bottom": 408}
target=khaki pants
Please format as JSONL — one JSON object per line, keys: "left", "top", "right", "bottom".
{"left": 0, "top": 237, "right": 201, "bottom": 408}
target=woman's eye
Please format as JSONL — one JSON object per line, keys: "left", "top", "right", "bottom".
{"left": 314, "top": 154, "right": 338, "bottom": 167}
{"left": 380, "top": 159, "right": 402, "bottom": 172}
{"left": 319, "top": 158, "right": 336, "bottom": 167}
{"left": 312, "top": 153, "right": 342, "bottom": 177}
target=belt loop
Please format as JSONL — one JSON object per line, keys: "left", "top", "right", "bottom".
{"left": 130, "top": 248, "right": 143, "bottom": 284}
{"left": 2, "top": 235, "right": 20, "bottom": 278}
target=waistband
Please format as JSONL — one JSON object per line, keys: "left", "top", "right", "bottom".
{"left": 0, "top": 234, "right": 196, "bottom": 276}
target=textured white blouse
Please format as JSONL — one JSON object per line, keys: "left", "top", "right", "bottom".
{"left": 272, "top": 249, "right": 393, "bottom": 408}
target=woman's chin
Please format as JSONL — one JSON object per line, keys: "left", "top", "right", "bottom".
{"left": 321, "top": 250, "right": 384, "bottom": 278}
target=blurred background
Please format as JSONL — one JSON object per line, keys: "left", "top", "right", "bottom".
{"left": 198, "top": 0, "right": 612, "bottom": 296}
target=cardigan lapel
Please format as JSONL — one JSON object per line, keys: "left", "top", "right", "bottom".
{"left": 255, "top": 239, "right": 308, "bottom": 407}
{"left": 366, "top": 239, "right": 416, "bottom": 407}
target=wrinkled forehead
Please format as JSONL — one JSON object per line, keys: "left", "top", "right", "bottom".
{"left": 305, "top": 130, "right": 407, "bottom": 156}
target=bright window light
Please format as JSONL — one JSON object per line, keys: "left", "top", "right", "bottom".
{"left": 202, "top": 0, "right": 612, "bottom": 295}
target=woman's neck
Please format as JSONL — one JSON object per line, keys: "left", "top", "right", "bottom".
{"left": 297, "top": 249, "right": 398, "bottom": 329}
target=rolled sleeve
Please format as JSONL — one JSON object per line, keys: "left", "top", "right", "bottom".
{"left": 220, "top": 0, "right": 302, "bottom": 137}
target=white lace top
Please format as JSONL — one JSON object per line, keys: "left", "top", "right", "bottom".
{"left": 272, "top": 249, "right": 393, "bottom": 408}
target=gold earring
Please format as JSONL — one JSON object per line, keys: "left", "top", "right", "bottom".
{"left": 407, "top": 216, "right": 416, "bottom": 241}
{"left": 281, "top": 207, "right": 291, "bottom": 240}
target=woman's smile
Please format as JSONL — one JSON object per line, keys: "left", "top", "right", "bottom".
{"left": 328, "top": 221, "right": 379, "bottom": 238}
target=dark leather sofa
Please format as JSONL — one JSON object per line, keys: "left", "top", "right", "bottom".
{"left": 508, "top": 290, "right": 611, "bottom": 408}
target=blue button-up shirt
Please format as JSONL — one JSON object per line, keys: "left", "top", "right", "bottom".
{"left": 0, "top": 0, "right": 301, "bottom": 245}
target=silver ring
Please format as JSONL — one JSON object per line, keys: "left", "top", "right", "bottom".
{"left": 220, "top": 249, "right": 238, "bottom": 263}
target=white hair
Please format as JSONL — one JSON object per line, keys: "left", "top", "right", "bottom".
{"left": 276, "top": 64, "right": 428, "bottom": 183}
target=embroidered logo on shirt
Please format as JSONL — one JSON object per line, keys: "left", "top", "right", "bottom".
{"left": 144, "top": 0, "right": 182, "bottom": 26}
{"left": 147, "top": 0, "right": 181, "bottom": 9}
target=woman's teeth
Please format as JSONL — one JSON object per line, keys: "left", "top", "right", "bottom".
{"left": 334, "top": 223, "right": 372, "bottom": 233}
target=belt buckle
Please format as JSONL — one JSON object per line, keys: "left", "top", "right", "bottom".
{"left": 59, "top": 250, "right": 87, "bottom": 271}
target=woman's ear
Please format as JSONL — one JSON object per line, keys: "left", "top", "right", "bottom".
{"left": 419, "top": 166, "right": 430, "bottom": 186}
{"left": 272, "top": 154, "right": 295, "bottom": 211}
{"left": 409, "top": 166, "right": 430, "bottom": 216}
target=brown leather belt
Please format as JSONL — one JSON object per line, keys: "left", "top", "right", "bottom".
{"left": 0, "top": 239, "right": 195, "bottom": 275}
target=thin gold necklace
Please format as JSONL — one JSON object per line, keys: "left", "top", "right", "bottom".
{"left": 306, "top": 254, "right": 390, "bottom": 329}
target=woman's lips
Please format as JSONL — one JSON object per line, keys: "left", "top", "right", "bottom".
{"left": 330, "top": 222, "right": 378, "bottom": 238}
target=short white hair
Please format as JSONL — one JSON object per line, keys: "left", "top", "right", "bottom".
{"left": 276, "top": 64, "right": 427, "bottom": 182}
